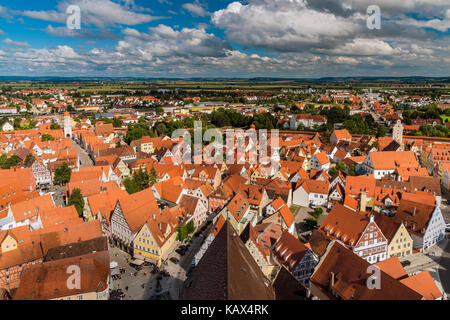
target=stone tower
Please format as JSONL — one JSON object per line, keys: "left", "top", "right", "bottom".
{"left": 64, "top": 111, "right": 72, "bottom": 138}
{"left": 392, "top": 119, "right": 403, "bottom": 146}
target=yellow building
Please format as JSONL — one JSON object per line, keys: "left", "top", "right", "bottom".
{"left": 374, "top": 214, "right": 413, "bottom": 258}
{"left": 133, "top": 207, "right": 181, "bottom": 267}
{"left": 387, "top": 223, "right": 413, "bottom": 258}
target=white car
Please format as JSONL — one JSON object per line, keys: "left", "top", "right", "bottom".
{"left": 445, "top": 223, "right": 450, "bottom": 232}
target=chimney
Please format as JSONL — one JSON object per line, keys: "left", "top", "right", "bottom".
{"left": 413, "top": 207, "right": 416, "bottom": 216}
{"left": 330, "top": 272, "right": 336, "bottom": 290}
{"left": 153, "top": 214, "right": 156, "bottom": 220}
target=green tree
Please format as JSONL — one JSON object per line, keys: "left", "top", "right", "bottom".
{"left": 133, "top": 168, "right": 149, "bottom": 190}
{"left": 54, "top": 162, "right": 72, "bottom": 184}
{"left": 149, "top": 165, "right": 157, "bottom": 187}
{"left": 69, "top": 188, "right": 85, "bottom": 218}
{"left": 348, "top": 164, "right": 357, "bottom": 176}
{"left": 50, "top": 122, "right": 61, "bottom": 130}
{"left": 123, "top": 177, "right": 142, "bottom": 195}
{"left": 0, "top": 154, "right": 21, "bottom": 169}
{"left": 376, "top": 125, "right": 386, "bottom": 138}
{"left": 125, "top": 122, "right": 151, "bottom": 144}
{"left": 113, "top": 117, "right": 123, "bottom": 128}
{"left": 176, "top": 220, "right": 195, "bottom": 241}
{"left": 313, "top": 208, "right": 323, "bottom": 219}
{"left": 306, "top": 217, "right": 318, "bottom": 230}
{"left": 41, "top": 134, "right": 55, "bottom": 142}
{"left": 25, "top": 153, "right": 35, "bottom": 166}
{"left": 155, "top": 123, "right": 167, "bottom": 135}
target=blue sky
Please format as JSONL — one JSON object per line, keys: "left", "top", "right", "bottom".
{"left": 0, "top": 0, "right": 449, "bottom": 78}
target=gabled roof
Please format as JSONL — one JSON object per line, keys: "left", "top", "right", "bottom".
{"left": 310, "top": 241, "right": 423, "bottom": 300}
{"left": 14, "top": 251, "right": 110, "bottom": 300}
{"left": 393, "top": 199, "right": 436, "bottom": 237}
{"left": 374, "top": 256, "right": 408, "bottom": 280}
{"left": 332, "top": 129, "right": 352, "bottom": 140}
{"left": 117, "top": 188, "right": 159, "bottom": 233}
{"left": 10, "top": 194, "right": 55, "bottom": 223}
{"left": 181, "top": 222, "right": 275, "bottom": 300}
{"left": 314, "top": 152, "right": 330, "bottom": 165}
{"left": 298, "top": 179, "right": 329, "bottom": 195}
{"left": 369, "top": 151, "right": 419, "bottom": 170}
{"left": 319, "top": 204, "right": 369, "bottom": 247}
{"left": 400, "top": 271, "right": 443, "bottom": 300}
{"left": 273, "top": 231, "right": 310, "bottom": 272}
{"left": 226, "top": 192, "right": 250, "bottom": 222}
{"left": 345, "top": 175, "right": 376, "bottom": 197}
{"left": 343, "top": 195, "right": 358, "bottom": 211}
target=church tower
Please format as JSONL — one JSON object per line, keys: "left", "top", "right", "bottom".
{"left": 64, "top": 111, "right": 72, "bottom": 138}
{"left": 392, "top": 119, "right": 403, "bottom": 147}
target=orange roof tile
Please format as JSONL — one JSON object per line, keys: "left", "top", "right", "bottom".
{"left": 400, "top": 271, "right": 442, "bottom": 300}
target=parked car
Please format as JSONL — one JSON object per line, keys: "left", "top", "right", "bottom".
{"left": 170, "top": 257, "right": 179, "bottom": 264}
{"left": 310, "top": 203, "right": 317, "bottom": 209}
{"left": 446, "top": 223, "right": 450, "bottom": 232}
{"left": 175, "top": 248, "right": 184, "bottom": 255}
{"left": 401, "top": 260, "right": 411, "bottom": 267}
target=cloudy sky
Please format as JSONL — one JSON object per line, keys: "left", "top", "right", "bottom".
{"left": 0, "top": 0, "right": 449, "bottom": 78}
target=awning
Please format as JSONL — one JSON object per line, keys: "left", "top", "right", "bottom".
{"left": 111, "top": 268, "right": 120, "bottom": 276}
{"left": 129, "top": 258, "right": 145, "bottom": 266}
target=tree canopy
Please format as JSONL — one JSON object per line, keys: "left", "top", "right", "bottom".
{"left": 69, "top": 188, "right": 85, "bottom": 218}
{"left": 54, "top": 162, "right": 72, "bottom": 184}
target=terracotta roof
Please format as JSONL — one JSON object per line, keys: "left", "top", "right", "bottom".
{"left": 14, "top": 251, "right": 110, "bottom": 300}
{"left": 273, "top": 231, "right": 310, "bottom": 272}
{"left": 117, "top": 188, "right": 160, "bottom": 233}
{"left": 10, "top": 194, "right": 55, "bottom": 223}
{"left": 179, "top": 195, "right": 200, "bottom": 216}
{"left": 226, "top": 192, "right": 250, "bottom": 222}
{"left": 369, "top": 151, "right": 419, "bottom": 170}
{"left": 393, "top": 199, "right": 436, "bottom": 238}
{"left": 400, "top": 271, "right": 443, "bottom": 300}
{"left": 87, "top": 189, "right": 128, "bottom": 221}
{"left": 152, "top": 178, "right": 186, "bottom": 204}
{"left": 319, "top": 203, "right": 369, "bottom": 247}
{"left": 374, "top": 256, "right": 408, "bottom": 280}
{"left": 314, "top": 152, "right": 330, "bottom": 165}
{"left": 279, "top": 205, "right": 295, "bottom": 228}
{"left": 343, "top": 195, "right": 358, "bottom": 211}
{"left": 40, "top": 206, "right": 80, "bottom": 229}
{"left": 298, "top": 179, "right": 329, "bottom": 195}
{"left": 310, "top": 241, "right": 423, "bottom": 300}
{"left": 270, "top": 197, "right": 285, "bottom": 211}
{"left": 67, "top": 180, "right": 119, "bottom": 198}
{"left": 333, "top": 129, "right": 352, "bottom": 140}
{"left": 345, "top": 175, "right": 376, "bottom": 197}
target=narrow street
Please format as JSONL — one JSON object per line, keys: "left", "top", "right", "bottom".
{"left": 72, "top": 140, "right": 94, "bottom": 167}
